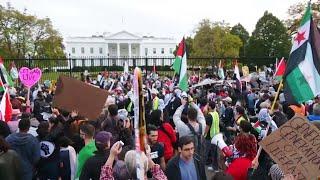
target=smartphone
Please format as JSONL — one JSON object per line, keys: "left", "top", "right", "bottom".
{"left": 118, "top": 141, "right": 124, "bottom": 150}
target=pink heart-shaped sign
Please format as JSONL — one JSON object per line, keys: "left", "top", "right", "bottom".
{"left": 19, "top": 67, "right": 42, "bottom": 87}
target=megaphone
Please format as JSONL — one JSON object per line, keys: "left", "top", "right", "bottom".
{"left": 211, "top": 133, "right": 233, "bottom": 157}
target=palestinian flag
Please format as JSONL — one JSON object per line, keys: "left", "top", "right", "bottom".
{"left": 0, "top": 79, "right": 12, "bottom": 122}
{"left": 0, "top": 57, "right": 14, "bottom": 89}
{"left": 234, "top": 60, "right": 242, "bottom": 91}
{"left": 284, "top": 3, "right": 320, "bottom": 104}
{"left": 218, "top": 60, "right": 225, "bottom": 80}
{"left": 274, "top": 57, "right": 286, "bottom": 81}
{"left": 172, "top": 38, "right": 188, "bottom": 91}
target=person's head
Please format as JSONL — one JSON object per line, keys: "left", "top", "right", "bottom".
{"left": 239, "top": 120, "right": 253, "bottom": 133}
{"left": 79, "top": 123, "right": 95, "bottom": 140}
{"left": 0, "top": 137, "right": 10, "bottom": 153}
{"left": 108, "top": 104, "right": 118, "bottom": 117}
{"left": 313, "top": 103, "right": 320, "bottom": 116}
{"left": 95, "top": 131, "right": 112, "bottom": 151}
{"left": 36, "top": 121, "right": 49, "bottom": 140}
{"left": 178, "top": 136, "right": 195, "bottom": 161}
{"left": 124, "top": 150, "right": 148, "bottom": 178}
{"left": 48, "top": 116, "right": 59, "bottom": 131}
{"left": 18, "top": 118, "right": 30, "bottom": 132}
{"left": 187, "top": 107, "right": 198, "bottom": 122}
{"left": 234, "top": 133, "right": 257, "bottom": 160}
{"left": 235, "top": 106, "right": 245, "bottom": 116}
{"left": 208, "top": 101, "right": 216, "bottom": 112}
{"left": 57, "top": 136, "right": 73, "bottom": 148}
{"left": 113, "top": 160, "right": 129, "bottom": 180}
{"left": 147, "top": 124, "right": 158, "bottom": 145}
{"left": 150, "top": 110, "right": 163, "bottom": 127}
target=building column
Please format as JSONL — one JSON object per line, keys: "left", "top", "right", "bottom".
{"left": 106, "top": 43, "right": 109, "bottom": 56}
{"left": 128, "top": 43, "right": 132, "bottom": 58}
{"left": 117, "top": 43, "right": 120, "bottom": 57}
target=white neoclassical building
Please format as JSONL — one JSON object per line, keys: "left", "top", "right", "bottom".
{"left": 65, "top": 31, "right": 177, "bottom": 58}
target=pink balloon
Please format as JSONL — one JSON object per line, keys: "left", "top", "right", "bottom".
{"left": 18, "top": 67, "right": 42, "bottom": 87}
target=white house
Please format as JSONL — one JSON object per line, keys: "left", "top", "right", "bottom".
{"left": 64, "top": 31, "right": 177, "bottom": 67}
{"left": 64, "top": 31, "right": 177, "bottom": 66}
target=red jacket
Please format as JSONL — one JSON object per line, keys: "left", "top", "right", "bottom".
{"left": 157, "top": 123, "right": 177, "bottom": 162}
{"left": 225, "top": 157, "right": 252, "bottom": 180}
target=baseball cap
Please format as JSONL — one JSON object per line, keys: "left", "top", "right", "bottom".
{"left": 95, "top": 131, "right": 112, "bottom": 145}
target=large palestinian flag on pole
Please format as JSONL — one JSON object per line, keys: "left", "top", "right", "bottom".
{"left": 284, "top": 3, "right": 320, "bottom": 104}
{"left": 172, "top": 38, "right": 188, "bottom": 91}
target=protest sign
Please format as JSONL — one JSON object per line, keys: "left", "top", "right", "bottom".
{"left": 242, "top": 66, "right": 249, "bottom": 76}
{"left": 53, "top": 75, "right": 108, "bottom": 120}
{"left": 259, "top": 116, "right": 320, "bottom": 180}
{"left": 18, "top": 67, "right": 42, "bottom": 88}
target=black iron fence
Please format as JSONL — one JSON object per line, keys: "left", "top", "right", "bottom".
{"left": 3, "top": 56, "right": 279, "bottom": 82}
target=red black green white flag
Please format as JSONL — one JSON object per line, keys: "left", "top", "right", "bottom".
{"left": 172, "top": 38, "right": 188, "bottom": 91}
{"left": 274, "top": 57, "right": 286, "bottom": 81}
{"left": 284, "top": 3, "right": 320, "bottom": 104}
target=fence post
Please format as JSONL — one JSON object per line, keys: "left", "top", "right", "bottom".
{"left": 145, "top": 57, "right": 148, "bottom": 77}
{"left": 28, "top": 54, "right": 31, "bottom": 68}
{"left": 68, "top": 53, "right": 72, "bottom": 77}
{"left": 212, "top": 57, "right": 215, "bottom": 75}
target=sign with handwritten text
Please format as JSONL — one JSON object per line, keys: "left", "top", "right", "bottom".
{"left": 18, "top": 67, "right": 42, "bottom": 87}
{"left": 259, "top": 116, "right": 320, "bottom": 180}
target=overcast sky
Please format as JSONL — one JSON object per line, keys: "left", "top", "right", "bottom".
{"left": 2, "top": 0, "right": 307, "bottom": 41}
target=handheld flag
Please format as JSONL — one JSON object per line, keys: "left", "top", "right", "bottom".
{"left": 133, "top": 67, "right": 147, "bottom": 179}
{"left": 172, "top": 38, "right": 188, "bottom": 91}
{"left": 274, "top": 57, "right": 286, "bottom": 81}
{"left": 284, "top": 3, "right": 320, "bottom": 104}
{"left": 0, "top": 57, "right": 14, "bottom": 89}
{"left": 218, "top": 60, "right": 225, "bottom": 80}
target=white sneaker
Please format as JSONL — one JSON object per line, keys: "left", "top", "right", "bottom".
{"left": 207, "top": 167, "right": 213, "bottom": 171}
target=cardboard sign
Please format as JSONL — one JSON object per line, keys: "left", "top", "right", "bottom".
{"left": 52, "top": 75, "right": 108, "bottom": 120}
{"left": 19, "top": 67, "right": 42, "bottom": 87}
{"left": 242, "top": 66, "right": 249, "bottom": 76}
{"left": 259, "top": 116, "right": 320, "bottom": 180}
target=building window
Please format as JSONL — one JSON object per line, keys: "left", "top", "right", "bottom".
{"left": 170, "top": 48, "right": 173, "bottom": 54}
{"left": 153, "top": 48, "right": 156, "bottom": 54}
{"left": 145, "top": 48, "right": 148, "bottom": 55}
{"left": 90, "top": 47, "right": 94, "bottom": 54}
{"left": 161, "top": 48, "right": 164, "bottom": 54}
{"left": 81, "top": 47, "right": 85, "bottom": 54}
{"left": 99, "top": 47, "right": 103, "bottom": 54}
{"left": 72, "top": 47, "right": 75, "bottom": 54}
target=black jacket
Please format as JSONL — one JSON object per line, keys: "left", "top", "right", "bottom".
{"left": 165, "top": 155, "right": 206, "bottom": 180}
{"left": 80, "top": 150, "right": 110, "bottom": 180}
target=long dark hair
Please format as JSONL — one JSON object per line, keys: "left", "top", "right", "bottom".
{"left": 0, "top": 137, "right": 10, "bottom": 153}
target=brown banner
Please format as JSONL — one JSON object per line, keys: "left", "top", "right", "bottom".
{"left": 53, "top": 75, "right": 108, "bottom": 120}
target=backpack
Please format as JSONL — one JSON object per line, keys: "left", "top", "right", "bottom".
{"left": 186, "top": 123, "right": 206, "bottom": 161}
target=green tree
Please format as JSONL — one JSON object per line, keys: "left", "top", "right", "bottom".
{"left": 0, "top": 4, "right": 64, "bottom": 59}
{"left": 230, "top": 23, "right": 249, "bottom": 57}
{"left": 285, "top": 2, "right": 320, "bottom": 34}
{"left": 192, "top": 19, "right": 215, "bottom": 57}
{"left": 212, "top": 25, "right": 242, "bottom": 57}
{"left": 246, "top": 11, "right": 291, "bottom": 65}
{"left": 192, "top": 19, "right": 242, "bottom": 58}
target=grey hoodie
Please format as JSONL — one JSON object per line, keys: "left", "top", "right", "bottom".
{"left": 6, "top": 132, "right": 40, "bottom": 180}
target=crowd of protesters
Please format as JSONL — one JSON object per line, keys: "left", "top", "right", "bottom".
{"left": 0, "top": 65, "right": 319, "bottom": 180}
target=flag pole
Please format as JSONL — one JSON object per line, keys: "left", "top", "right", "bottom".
{"left": 252, "top": 78, "right": 283, "bottom": 167}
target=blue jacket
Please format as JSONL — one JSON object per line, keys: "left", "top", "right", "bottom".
{"left": 6, "top": 132, "right": 40, "bottom": 180}
{"left": 308, "top": 115, "right": 320, "bottom": 121}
